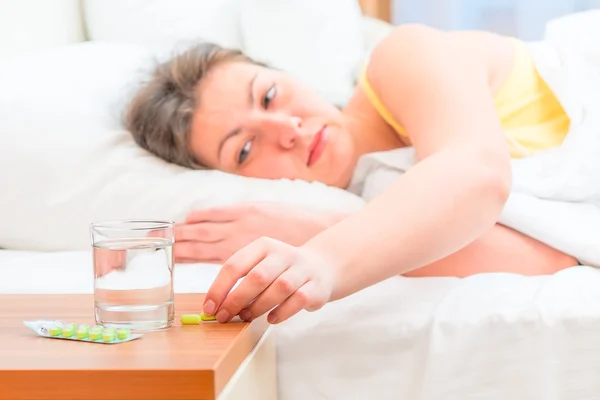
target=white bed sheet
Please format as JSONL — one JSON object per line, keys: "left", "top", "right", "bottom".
{"left": 0, "top": 249, "right": 220, "bottom": 294}
{"left": 2, "top": 249, "right": 600, "bottom": 399}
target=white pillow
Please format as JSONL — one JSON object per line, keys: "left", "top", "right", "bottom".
{"left": 82, "top": 0, "right": 243, "bottom": 58}
{"left": 0, "top": 43, "right": 365, "bottom": 251}
{"left": 82, "top": 0, "right": 365, "bottom": 106}
{"left": 240, "top": 0, "right": 365, "bottom": 106}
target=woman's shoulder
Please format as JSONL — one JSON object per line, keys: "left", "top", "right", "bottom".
{"left": 368, "top": 24, "right": 512, "bottom": 76}
{"left": 364, "top": 24, "right": 515, "bottom": 107}
{"left": 366, "top": 25, "right": 473, "bottom": 90}
{"left": 372, "top": 23, "right": 515, "bottom": 53}
{"left": 369, "top": 24, "right": 447, "bottom": 67}
{"left": 353, "top": 24, "right": 517, "bottom": 150}
{"left": 362, "top": 25, "right": 485, "bottom": 108}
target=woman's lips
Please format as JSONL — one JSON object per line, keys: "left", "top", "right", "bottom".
{"left": 307, "top": 126, "right": 328, "bottom": 167}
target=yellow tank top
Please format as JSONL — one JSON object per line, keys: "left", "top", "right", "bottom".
{"left": 360, "top": 38, "right": 571, "bottom": 159}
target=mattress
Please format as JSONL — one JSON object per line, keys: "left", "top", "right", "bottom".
{"left": 2, "top": 249, "right": 600, "bottom": 399}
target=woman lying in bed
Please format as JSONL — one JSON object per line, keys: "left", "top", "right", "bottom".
{"left": 126, "top": 24, "right": 578, "bottom": 324}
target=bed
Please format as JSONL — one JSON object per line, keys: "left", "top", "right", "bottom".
{"left": 2, "top": 1, "right": 600, "bottom": 399}
{"left": 3, "top": 249, "right": 600, "bottom": 399}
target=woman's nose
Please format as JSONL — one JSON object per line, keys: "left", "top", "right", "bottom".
{"left": 253, "top": 114, "right": 303, "bottom": 149}
{"left": 278, "top": 116, "right": 302, "bottom": 149}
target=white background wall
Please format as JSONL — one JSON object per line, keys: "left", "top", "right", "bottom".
{"left": 0, "top": 0, "right": 85, "bottom": 59}
{"left": 393, "top": 0, "right": 600, "bottom": 40}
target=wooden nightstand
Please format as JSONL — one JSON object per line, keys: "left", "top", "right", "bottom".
{"left": 0, "top": 294, "right": 277, "bottom": 400}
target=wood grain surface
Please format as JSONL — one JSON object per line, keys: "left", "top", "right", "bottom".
{"left": 0, "top": 294, "right": 269, "bottom": 400}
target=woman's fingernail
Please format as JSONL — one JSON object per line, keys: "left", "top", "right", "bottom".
{"left": 203, "top": 300, "right": 216, "bottom": 316}
{"left": 216, "top": 309, "right": 230, "bottom": 323}
{"left": 239, "top": 310, "right": 252, "bottom": 322}
{"left": 268, "top": 314, "right": 278, "bottom": 324}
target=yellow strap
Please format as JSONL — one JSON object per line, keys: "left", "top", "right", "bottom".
{"left": 359, "top": 67, "right": 408, "bottom": 136}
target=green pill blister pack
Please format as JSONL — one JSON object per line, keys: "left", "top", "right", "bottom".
{"left": 24, "top": 320, "right": 143, "bottom": 344}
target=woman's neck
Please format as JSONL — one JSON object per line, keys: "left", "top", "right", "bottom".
{"left": 342, "top": 90, "right": 406, "bottom": 160}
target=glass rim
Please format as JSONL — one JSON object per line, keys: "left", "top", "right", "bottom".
{"left": 90, "top": 219, "right": 174, "bottom": 231}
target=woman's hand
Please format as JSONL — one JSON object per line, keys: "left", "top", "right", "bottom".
{"left": 202, "top": 237, "right": 337, "bottom": 324}
{"left": 174, "top": 202, "right": 346, "bottom": 263}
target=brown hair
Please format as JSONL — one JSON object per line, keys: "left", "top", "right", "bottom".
{"left": 124, "top": 42, "right": 261, "bottom": 168}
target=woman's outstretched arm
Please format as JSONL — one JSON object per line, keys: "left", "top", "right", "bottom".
{"left": 201, "top": 25, "right": 514, "bottom": 324}
{"left": 306, "top": 24, "right": 512, "bottom": 299}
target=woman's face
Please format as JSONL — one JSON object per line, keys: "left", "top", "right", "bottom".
{"left": 189, "top": 61, "right": 357, "bottom": 188}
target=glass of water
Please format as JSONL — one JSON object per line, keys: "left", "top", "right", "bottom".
{"left": 90, "top": 220, "right": 175, "bottom": 331}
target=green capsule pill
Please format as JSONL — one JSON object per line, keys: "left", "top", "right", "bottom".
{"left": 75, "top": 331, "right": 88, "bottom": 339}
{"left": 62, "top": 324, "right": 76, "bottom": 338}
{"left": 180, "top": 314, "right": 201, "bottom": 325}
{"left": 89, "top": 330, "right": 102, "bottom": 341}
{"left": 102, "top": 331, "right": 116, "bottom": 342}
{"left": 49, "top": 327, "right": 62, "bottom": 337}
{"left": 117, "top": 328, "right": 131, "bottom": 340}
{"left": 76, "top": 328, "right": 89, "bottom": 339}
{"left": 200, "top": 312, "right": 216, "bottom": 322}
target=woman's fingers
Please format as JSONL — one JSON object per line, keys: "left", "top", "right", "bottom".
{"left": 174, "top": 222, "right": 227, "bottom": 243}
{"left": 214, "top": 254, "right": 292, "bottom": 323}
{"left": 203, "top": 237, "right": 333, "bottom": 324}
{"left": 244, "top": 266, "right": 308, "bottom": 321}
{"left": 265, "top": 282, "right": 316, "bottom": 324}
{"left": 203, "top": 237, "right": 278, "bottom": 318}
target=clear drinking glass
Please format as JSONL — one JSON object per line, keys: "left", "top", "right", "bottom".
{"left": 90, "top": 220, "right": 175, "bottom": 331}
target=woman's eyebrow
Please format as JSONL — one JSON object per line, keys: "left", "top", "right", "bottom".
{"left": 218, "top": 73, "right": 259, "bottom": 162}
{"left": 218, "top": 127, "right": 241, "bottom": 162}
{"left": 248, "top": 72, "right": 258, "bottom": 105}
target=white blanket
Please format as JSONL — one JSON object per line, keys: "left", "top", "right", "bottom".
{"left": 348, "top": 11, "right": 600, "bottom": 267}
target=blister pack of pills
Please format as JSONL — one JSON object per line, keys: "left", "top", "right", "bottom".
{"left": 24, "top": 320, "right": 143, "bottom": 344}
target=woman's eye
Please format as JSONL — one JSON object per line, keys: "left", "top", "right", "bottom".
{"left": 262, "top": 85, "right": 276, "bottom": 109}
{"left": 237, "top": 140, "right": 252, "bottom": 164}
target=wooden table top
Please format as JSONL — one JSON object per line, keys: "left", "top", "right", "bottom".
{"left": 0, "top": 294, "right": 269, "bottom": 400}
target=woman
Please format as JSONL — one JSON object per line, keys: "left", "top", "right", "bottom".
{"left": 126, "top": 24, "right": 578, "bottom": 324}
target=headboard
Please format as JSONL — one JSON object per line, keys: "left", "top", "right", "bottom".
{"left": 359, "top": 0, "right": 392, "bottom": 23}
